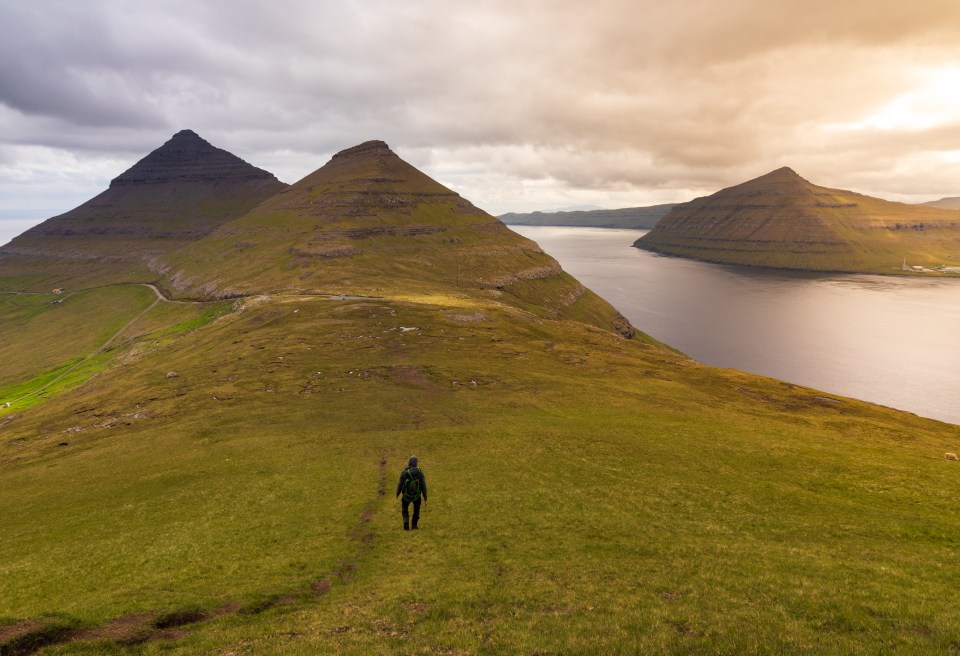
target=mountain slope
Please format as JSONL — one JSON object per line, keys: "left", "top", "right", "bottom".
{"left": 499, "top": 203, "right": 677, "bottom": 229}
{"left": 0, "top": 130, "right": 286, "bottom": 289}
{"left": 2, "top": 145, "right": 960, "bottom": 655}
{"left": 158, "top": 140, "right": 634, "bottom": 336}
{"left": 636, "top": 167, "right": 960, "bottom": 273}
{"left": 925, "top": 196, "right": 960, "bottom": 210}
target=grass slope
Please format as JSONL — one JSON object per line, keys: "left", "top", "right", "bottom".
{"left": 1, "top": 290, "right": 958, "bottom": 655}
{"left": 156, "top": 141, "right": 633, "bottom": 337}
{"left": 924, "top": 197, "right": 960, "bottom": 211}
{"left": 638, "top": 168, "right": 960, "bottom": 274}
{"left": 0, "top": 286, "right": 156, "bottom": 386}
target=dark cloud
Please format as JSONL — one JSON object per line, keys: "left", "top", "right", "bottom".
{"left": 2, "top": 0, "right": 960, "bottom": 220}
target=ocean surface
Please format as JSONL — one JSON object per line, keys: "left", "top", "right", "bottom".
{"left": 513, "top": 225, "right": 960, "bottom": 425}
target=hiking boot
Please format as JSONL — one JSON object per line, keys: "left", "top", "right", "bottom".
{"left": 403, "top": 521, "right": 409, "bottom": 531}
{"left": 412, "top": 524, "right": 419, "bottom": 530}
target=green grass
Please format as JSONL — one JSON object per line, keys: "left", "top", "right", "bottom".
{"left": 0, "top": 286, "right": 155, "bottom": 387}
{"left": 1, "top": 292, "right": 957, "bottom": 654}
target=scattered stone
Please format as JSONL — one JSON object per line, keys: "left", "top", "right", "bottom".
{"left": 166, "top": 372, "right": 178, "bottom": 378}
{"left": 445, "top": 312, "right": 489, "bottom": 323}
{"left": 946, "top": 452, "right": 957, "bottom": 461}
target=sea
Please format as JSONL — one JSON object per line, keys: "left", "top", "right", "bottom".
{"left": 512, "top": 226, "right": 960, "bottom": 425}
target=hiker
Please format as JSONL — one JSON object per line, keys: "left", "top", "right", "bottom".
{"left": 396, "top": 455, "right": 427, "bottom": 530}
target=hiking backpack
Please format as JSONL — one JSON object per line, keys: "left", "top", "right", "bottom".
{"left": 402, "top": 466, "right": 421, "bottom": 501}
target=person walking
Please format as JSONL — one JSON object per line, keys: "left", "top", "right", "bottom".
{"left": 396, "top": 455, "right": 427, "bottom": 530}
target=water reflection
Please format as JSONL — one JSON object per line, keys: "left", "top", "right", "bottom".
{"left": 513, "top": 226, "right": 960, "bottom": 425}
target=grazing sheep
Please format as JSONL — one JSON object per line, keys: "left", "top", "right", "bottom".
{"left": 946, "top": 453, "right": 958, "bottom": 461}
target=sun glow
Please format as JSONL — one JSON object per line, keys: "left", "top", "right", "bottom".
{"left": 825, "top": 67, "right": 960, "bottom": 132}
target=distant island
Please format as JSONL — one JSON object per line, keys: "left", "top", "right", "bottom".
{"left": 499, "top": 203, "right": 677, "bottom": 230}
{"left": 635, "top": 167, "right": 960, "bottom": 275}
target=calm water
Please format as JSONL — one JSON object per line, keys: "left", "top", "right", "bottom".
{"left": 513, "top": 226, "right": 960, "bottom": 425}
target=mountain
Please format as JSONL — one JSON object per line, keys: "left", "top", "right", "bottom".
{"left": 0, "top": 130, "right": 286, "bottom": 288}
{"left": 924, "top": 196, "right": 960, "bottom": 210}
{"left": 500, "top": 203, "right": 677, "bottom": 229}
{"left": 635, "top": 167, "right": 960, "bottom": 273}
{"left": 2, "top": 142, "right": 960, "bottom": 654}
{"left": 155, "top": 140, "right": 634, "bottom": 335}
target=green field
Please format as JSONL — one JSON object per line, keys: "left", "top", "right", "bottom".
{"left": 1, "top": 288, "right": 958, "bottom": 655}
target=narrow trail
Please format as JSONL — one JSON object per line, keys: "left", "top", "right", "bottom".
{"left": 0, "top": 452, "right": 392, "bottom": 654}
{"left": 4, "top": 286, "right": 162, "bottom": 408}
{"left": 1, "top": 282, "right": 385, "bottom": 411}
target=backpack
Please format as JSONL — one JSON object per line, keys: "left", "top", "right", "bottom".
{"left": 402, "top": 466, "right": 421, "bottom": 501}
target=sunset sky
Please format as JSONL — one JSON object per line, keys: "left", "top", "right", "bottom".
{"left": 2, "top": 0, "right": 960, "bottom": 244}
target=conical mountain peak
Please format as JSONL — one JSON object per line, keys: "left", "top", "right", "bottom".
{"left": 171, "top": 128, "right": 202, "bottom": 139}
{"left": 110, "top": 130, "right": 280, "bottom": 187}
{"left": 2, "top": 131, "right": 287, "bottom": 276}
{"left": 745, "top": 166, "right": 810, "bottom": 187}
{"left": 331, "top": 140, "right": 395, "bottom": 161}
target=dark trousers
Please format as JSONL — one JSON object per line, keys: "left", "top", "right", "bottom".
{"left": 401, "top": 497, "right": 421, "bottom": 528}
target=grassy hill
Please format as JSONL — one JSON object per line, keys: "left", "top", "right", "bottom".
{"left": 1, "top": 143, "right": 960, "bottom": 655}
{"left": 636, "top": 168, "right": 960, "bottom": 274}
{"left": 155, "top": 140, "right": 633, "bottom": 336}
{"left": 924, "top": 197, "right": 960, "bottom": 210}
{"left": 499, "top": 204, "right": 677, "bottom": 230}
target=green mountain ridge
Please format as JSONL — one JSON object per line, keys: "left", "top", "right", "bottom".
{"left": 1, "top": 136, "right": 959, "bottom": 654}
{"left": 636, "top": 167, "right": 960, "bottom": 273}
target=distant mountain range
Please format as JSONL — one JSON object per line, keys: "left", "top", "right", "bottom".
{"left": 925, "top": 197, "right": 960, "bottom": 210}
{"left": 499, "top": 204, "right": 677, "bottom": 229}
{"left": 634, "top": 167, "right": 960, "bottom": 274}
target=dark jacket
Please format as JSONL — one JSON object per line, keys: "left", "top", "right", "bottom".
{"left": 396, "top": 466, "right": 427, "bottom": 501}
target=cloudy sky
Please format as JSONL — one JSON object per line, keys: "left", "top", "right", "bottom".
{"left": 3, "top": 0, "right": 960, "bottom": 244}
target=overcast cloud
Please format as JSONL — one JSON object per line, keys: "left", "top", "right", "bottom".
{"left": 3, "top": 0, "right": 960, "bottom": 244}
